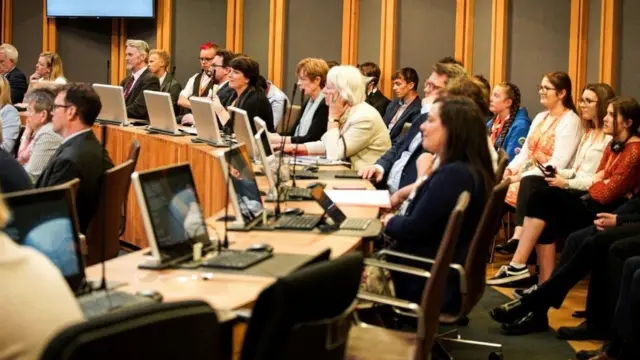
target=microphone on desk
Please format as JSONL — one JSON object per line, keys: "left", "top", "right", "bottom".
{"left": 220, "top": 140, "right": 234, "bottom": 252}
{"left": 274, "top": 82, "right": 298, "bottom": 218}
{"left": 290, "top": 89, "right": 305, "bottom": 189}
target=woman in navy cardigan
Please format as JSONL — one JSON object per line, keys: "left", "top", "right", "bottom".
{"left": 382, "top": 96, "right": 496, "bottom": 312}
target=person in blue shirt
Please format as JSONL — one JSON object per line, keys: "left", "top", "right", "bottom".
{"left": 487, "top": 82, "right": 531, "bottom": 161}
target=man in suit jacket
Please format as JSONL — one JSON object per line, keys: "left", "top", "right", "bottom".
{"left": 0, "top": 44, "right": 28, "bottom": 104}
{"left": 159, "top": 72, "right": 182, "bottom": 116}
{"left": 358, "top": 62, "right": 391, "bottom": 118}
{"left": 0, "top": 148, "right": 33, "bottom": 193}
{"left": 119, "top": 39, "right": 160, "bottom": 121}
{"left": 384, "top": 67, "right": 421, "bottom": 144}
{"left": 36, "top": 83, "right": 114, "bottom": 233}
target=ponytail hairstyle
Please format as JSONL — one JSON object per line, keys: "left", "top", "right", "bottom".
{"left": 494, "top": 82, "right": 521, "bottom": 150}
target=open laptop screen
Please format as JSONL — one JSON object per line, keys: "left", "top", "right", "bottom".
{"left": 136, "top": 164, "right": 211, "bottom": 261}
{"left": 310, "top": 186, "right": 347, "bottom": 225}
{"left": 258, "top": 128, "right": 274, "bottom": 157}
{"left": 225, "top": 146, "right": 264, "bottom": 224}
{"left": 3, "top": 187, "right": 85, "bottom": 291}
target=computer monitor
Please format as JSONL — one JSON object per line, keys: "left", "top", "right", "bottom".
{"left": 228, "top": 106, "right": 257, "bottom": 158}
{"left": 254, "top": 129, "right": 277, "bottom": 191}
{"left": 132, "top": 163, "right": 212, "bottom": 264}
{"left": 3, "top": 185, "right": 85, "bottom": 292}
{"left": 190, "top": 97, "right": 226, "bottom": 146}
{"left": 92, "top": 84, "right": 129, "bottom": 125}
{"left": 144, "top": 90, "right": 180, "bottom": 135}
{"left": 216, "top": 144, "right": 264, "bottom": 227}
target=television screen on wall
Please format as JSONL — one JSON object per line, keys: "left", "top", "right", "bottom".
{"left": 47, "top": 0, "right": 154, "bottom": 18}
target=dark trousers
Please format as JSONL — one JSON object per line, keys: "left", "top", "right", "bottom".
{"left": 606, "top": 256, "right": 640, "bottom": 359}
{"left": 513, "top": 176, "right": 548, "bottom": 226}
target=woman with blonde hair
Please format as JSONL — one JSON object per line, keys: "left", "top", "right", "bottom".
{"left": 29, "top": 52, "right": 66, "bottom": 85}
{"left": 0, "top": 76, "right": 20, "bottom": 152}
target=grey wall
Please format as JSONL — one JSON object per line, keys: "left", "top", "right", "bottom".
{"left": 56, "top": 19, "right": 111, "bottom": 84}
{"left": 396, "top": 0, "right": 456, "bottom": 97}
{"left": 172, "top": 0, "right": 227, "bottom": 86}
{"left": 12, "top": 0, "right": 42, "bottom": 76}
{"left": 586, "top": 0, "right": 601, "bottom": 85}
{"left": 243, "top": 0, "right": 270, "bottom": 78}
{"left": 506, "top": 0, "right": 571, "bottom": 113}
{"left": 283, "top": 0, "right": 342, "bottom": 96}
{"left": 472, "top": 0, "right": 492, "bottom": 80}
{"left": 617, "top": 0, "right": 640, "bottom": 97}
{"left": 357, "top": 0, "right": 381, "bottom": 65}
{"left": 126, "top": 19, "right": 157, "bottom": 49}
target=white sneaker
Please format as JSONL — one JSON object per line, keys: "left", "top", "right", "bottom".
{"left": 486, "top": 265, "right": 531, "bottom": 285}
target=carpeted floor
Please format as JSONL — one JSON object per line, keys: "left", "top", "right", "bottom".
{"left": 438, "top": 287, "right": 577, "bottom": 360}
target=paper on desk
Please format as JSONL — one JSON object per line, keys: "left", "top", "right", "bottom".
{"left": 288, "top": 156, "right": 351, "bottom": 166}
{"left": 324, "top": 190, "right": 391, "bottom": 208}
{"left": 178, "top": 126, "right": 197, "bottom": 135}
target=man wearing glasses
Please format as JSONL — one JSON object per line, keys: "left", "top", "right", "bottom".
{"left": 177, "top": 42, "right": 219, "bottom": 111}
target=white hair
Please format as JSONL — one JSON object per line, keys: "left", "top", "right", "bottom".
{"left": 125, "top": 39, "right": 150, "bottom": 61}
{"left": 0, "top": 43, "right": 19, "bottom": 63}
{"left": 326, "top": 65, "right": 367, "bottom": 106}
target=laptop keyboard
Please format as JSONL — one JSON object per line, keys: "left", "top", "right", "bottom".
{"left": 201, "top": 250, "right": 272, "bottom": 270}
{"left": 275, "top": 215, "right": 323, "bottom": 230}
{"left": 292, "top": 171, "right": 319, "bottom": 180}
{"left": 285, "top": 187, "right": 313, "bottom": 199}
{"left": 340, "top": 219, "right": 372, "bottom": 231}
{"left": 78, "top": 290, "right": 155, "bottom": 319}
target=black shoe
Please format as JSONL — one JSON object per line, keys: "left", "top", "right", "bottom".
{"left": 495, "top": 239, "right": 519, "bottom": 255}
{"left": 557, "top": 321, "right": 610, "bottom": 341}
{"left": 489, "top": 299, "right": 531, "bottom": 324}
{"left": 575, "top": 348, "right": 604, "bottom": 360}
{"left": 500, "top": 311, "right": 549, "bottom": 335}
{"left": 572, "top": 310, "right": 587, "bottom": 318}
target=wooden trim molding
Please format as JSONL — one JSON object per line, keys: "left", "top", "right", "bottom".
{"left": 110, "top": 19, "right": 127, "bottom": 85}
{"left": 226, "top": 0, "right": 244, "bottom": 53}
{"left": 156, "top": 0, "right": 172, "bottom": 52}
{"left": 455, "top": 0, "right": 475, "bottom": 71}
{"left": 489, "top": 0, "right": 508, "bottom": 86}
{"left": 599, "top": 0, "right": 618, "bottom": 89}
{"left": 267, "top": 0, "right": 285, "bottom": 87}
{"left": 42, "top": 0, "right": 56, "bottom": 52}
{"left": 568, "top": 0, "right": 589, "bottom": 105}
{"left": 341, "top": 0, "right": 359, "bottom": 65}
{"left": 378, "top": 0, "right": 397, "bottom": 97}
{"left": 1, "top": 0, "right": 12, "bottom": 44}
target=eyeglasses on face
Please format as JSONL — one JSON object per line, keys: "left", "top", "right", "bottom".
{"left": 53, "top": 103, "right": 71, "bottom": 109}
{"left": 537, "top": 85, "right": 557, "bottom": 93}
{"left": 579, "top": 98, "right": 597, "bottom": 105}
{"left": 198, "top": 57, "right": 215, "bottom": 62}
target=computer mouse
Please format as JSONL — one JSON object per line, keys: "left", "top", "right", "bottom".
{"left": 304, "top": 165, "right": 319, "bottom": 173}
{"left": 136, "top": 289, "right": 163, "bottom": 302}
{"left": 246, "top": 243, "right": 274, "bottom": 254}
{"left": 306, "top": 182, "right": 326, "bottom": 189}
{"left": 283, "top": 207, "right": 304, "bottom": 216}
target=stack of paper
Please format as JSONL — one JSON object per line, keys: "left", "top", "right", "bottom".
{"left": 324, "top": 190, "right": 391, "bottom": 208}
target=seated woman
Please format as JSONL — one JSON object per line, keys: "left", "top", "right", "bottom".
{"left": 148, "top": 49, "right": 182, "bottom": 117}
{"left": 487, "top": 82, "right": 532, "bottom": 161}
{"left": 382, "top": 96, "right": 495, "bottom": 311}
{"left": 218, "top": 56, "right": 274, "bottom": 134}
{"left": 498, "top": 72, "right": 583, "bottom": 254}
{"left": 0, "top": 76, "right": 20, "bottom": 153}
{"left": 16, "top": 88, "right": 63, "bottom": 182}
{"left": 270, "top": 58, "right": 329, "bottom": 144}
{"left": 284, "top": 65, "right": 391, "bottom": 171}
{"left": 489, "top": 96, "right": 640, "bottom": 291}
{"left": 28, "top": 52, "right": 67, "bottom": 86}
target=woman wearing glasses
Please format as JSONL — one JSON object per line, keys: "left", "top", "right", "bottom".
{"left": 495, "top": 72, "right": 583, "bottom": 254}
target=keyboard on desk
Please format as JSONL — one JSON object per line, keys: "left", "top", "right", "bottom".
{"left": 285, "top": 186, "right": 313, "bottom": 199}
{"left": 292, "top": 171, "right": 319, "bottom": 180}
{"left": 340, "top": 219, "right": 372, "bottom": 231}
{"left": 275, "top": 214, "right": 323, "bottom": 230}
{"left": 78, "top": 290, "right": 155, "bottom": 319}
{"left": 201, "top": 250, "right": 272, "bottom": 270}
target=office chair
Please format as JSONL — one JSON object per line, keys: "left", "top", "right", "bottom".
{"left": 40, "top": 300, "right": 222, "bottom": 360}
{"left": 348, "top": 192, "right": 470, "bottom": 360}
{"left": 239, "top": 252, "right": 363, "bottom": 360}
{"left": 495, "top": 148, "right": 509, "bottom": 181}
{"left": 119, "top": 139, "right": 141, "bottom": 238}
{"left": 12, "top": 124, "right": 25, "bottom": 157}
{"left": 276, "top": 104, "right": 301, "bottom": 134}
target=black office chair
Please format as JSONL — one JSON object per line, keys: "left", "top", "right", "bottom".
{"left": 12, "top": 125, "right": 26, "bottom": 157}
{"left": 239, "top": 252, "right": 364, "bottom": 360}
{"left": 40, "top": 300, "right": 222, "bottom": 360}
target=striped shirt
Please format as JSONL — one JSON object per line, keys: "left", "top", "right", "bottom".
{"left": 20, "top": 122, "right": 63, "bottom": 182}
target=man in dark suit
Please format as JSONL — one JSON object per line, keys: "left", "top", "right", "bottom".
{"left": 119, "top": 39, "right": 160, "bottom": 121}
{"left": 0, "top": 148, "right": 32, "bottom": 193}
{"left": 358, "top": 62, "right": 390, "bottom": 118}
{"left": 36, "top": 83, "right": 114, "bottom": 233}
{"left": 383, "top": 67, "right": 421, "bottom": 144}
{"left": 0, "top": 44, "right": 28, "bottom": 104}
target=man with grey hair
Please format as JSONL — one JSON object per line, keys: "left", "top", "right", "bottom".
{"left": 0, "top": 43, "right": 28, "bottom": 103}
{"left": 119, "top": 39, "right": 160, "bottom": 120}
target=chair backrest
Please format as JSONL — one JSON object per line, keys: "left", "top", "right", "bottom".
{"left": 12, "top": 124, "right": 26, "bottom": 157}
{"left": 40, "top": 300, "right": 222, "bottom": 360}
{"left": 276, "top": 104, "right": 301, "bottom": 134}
{"left": 414, "top": 192, "right": 470, "bottom": 360}
{"left": 495, "top": 148, "right": 509, "bottom": 181}
{"left": 85, "top": 159, "right": 136, "bottom": 265}
{"left": 241, "top": 252, "right": 364, "bottom": 360}
{"left": 120, "top": 139, "right": 141, "bottom": 237}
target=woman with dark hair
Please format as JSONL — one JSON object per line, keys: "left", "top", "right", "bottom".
{"left": 382, "top": 95, "right": 495, "bottom": 311}
{"left": 487, "top": 82, "right": 531, "bottom": 161}
{"left": 219, "top": 56, "right": 274, "bottom": 133}
{"left": 490, "top": 83, "right": 617, "bottom": 287}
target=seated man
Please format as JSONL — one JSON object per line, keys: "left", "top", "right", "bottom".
{"left": 358, "top": 62, "right": 467, "bottom": 194}
{"left": 383, "top": 67, "right": 421, "bottom": 144}
{"left": 0, "top": 43, "right": 27, "bottom": 103}
{"left": 359, "top": 62, "right": 390, "bottom": 118}
{"left": 177, "top": 42, "right": 218, "bottom": 111}
{"left": 36, "top": 83, "right": 114, "bottom": 233}
{"left": 120, "top": 39, "right": 160, "bottom": 120}
{"left": 265, "top": 80, "right": 289, "bottom": 128}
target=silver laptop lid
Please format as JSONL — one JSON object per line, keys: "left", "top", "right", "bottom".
{"left": 92, "top": 84, "right": 129, "bottom": 124}
{"left": 144, "top": 90, "right": 179, "bottom": 134}
{"left": 228, "top": 106, "right": 257, "bottom": 158}
{"left": 190, "top": 97, "right": 223, "bottom": 142}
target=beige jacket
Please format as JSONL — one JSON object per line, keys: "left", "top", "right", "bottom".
{"left": 305, "top": 102, "right": 391, "bottom": 171}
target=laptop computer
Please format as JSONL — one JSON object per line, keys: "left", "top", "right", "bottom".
{"left": 216, "top": 144, "right": 266, "bottom": 230}
{"left": 228, "top": 106, "right": 258, "bottom": 159}
{"left": 92, "top": 83, "right": 131, "bottom": 126}
{"left": 3, "top": 184, "right": 153, "bottom": 318}
{"left": 254, "top": 129, "right": 277, "bottom": 193}
{"left": 144, "top": 90, "right": 189, "bottom": 136}
{"left": 132, "top": 163, "right": 215, "bottom": 268}
{"left": 190, "top": 97, "right": 231, "bottom": 147}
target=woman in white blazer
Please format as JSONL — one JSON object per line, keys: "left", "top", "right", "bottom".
{"left": 284, "top": 65, "right": 391, "bottom": 171}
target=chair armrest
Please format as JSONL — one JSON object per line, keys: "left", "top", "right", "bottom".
{"left": 364, "top": 258, "right": 430, "bottom": 278}
{"left": 79, "top": 233, "right": 87, "bottom": 256}
{"left": 233, "top": 308, "right": 252, "bottom": 322}
{"left": 357, "top": 291, "right": 420, "bottom": 313}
